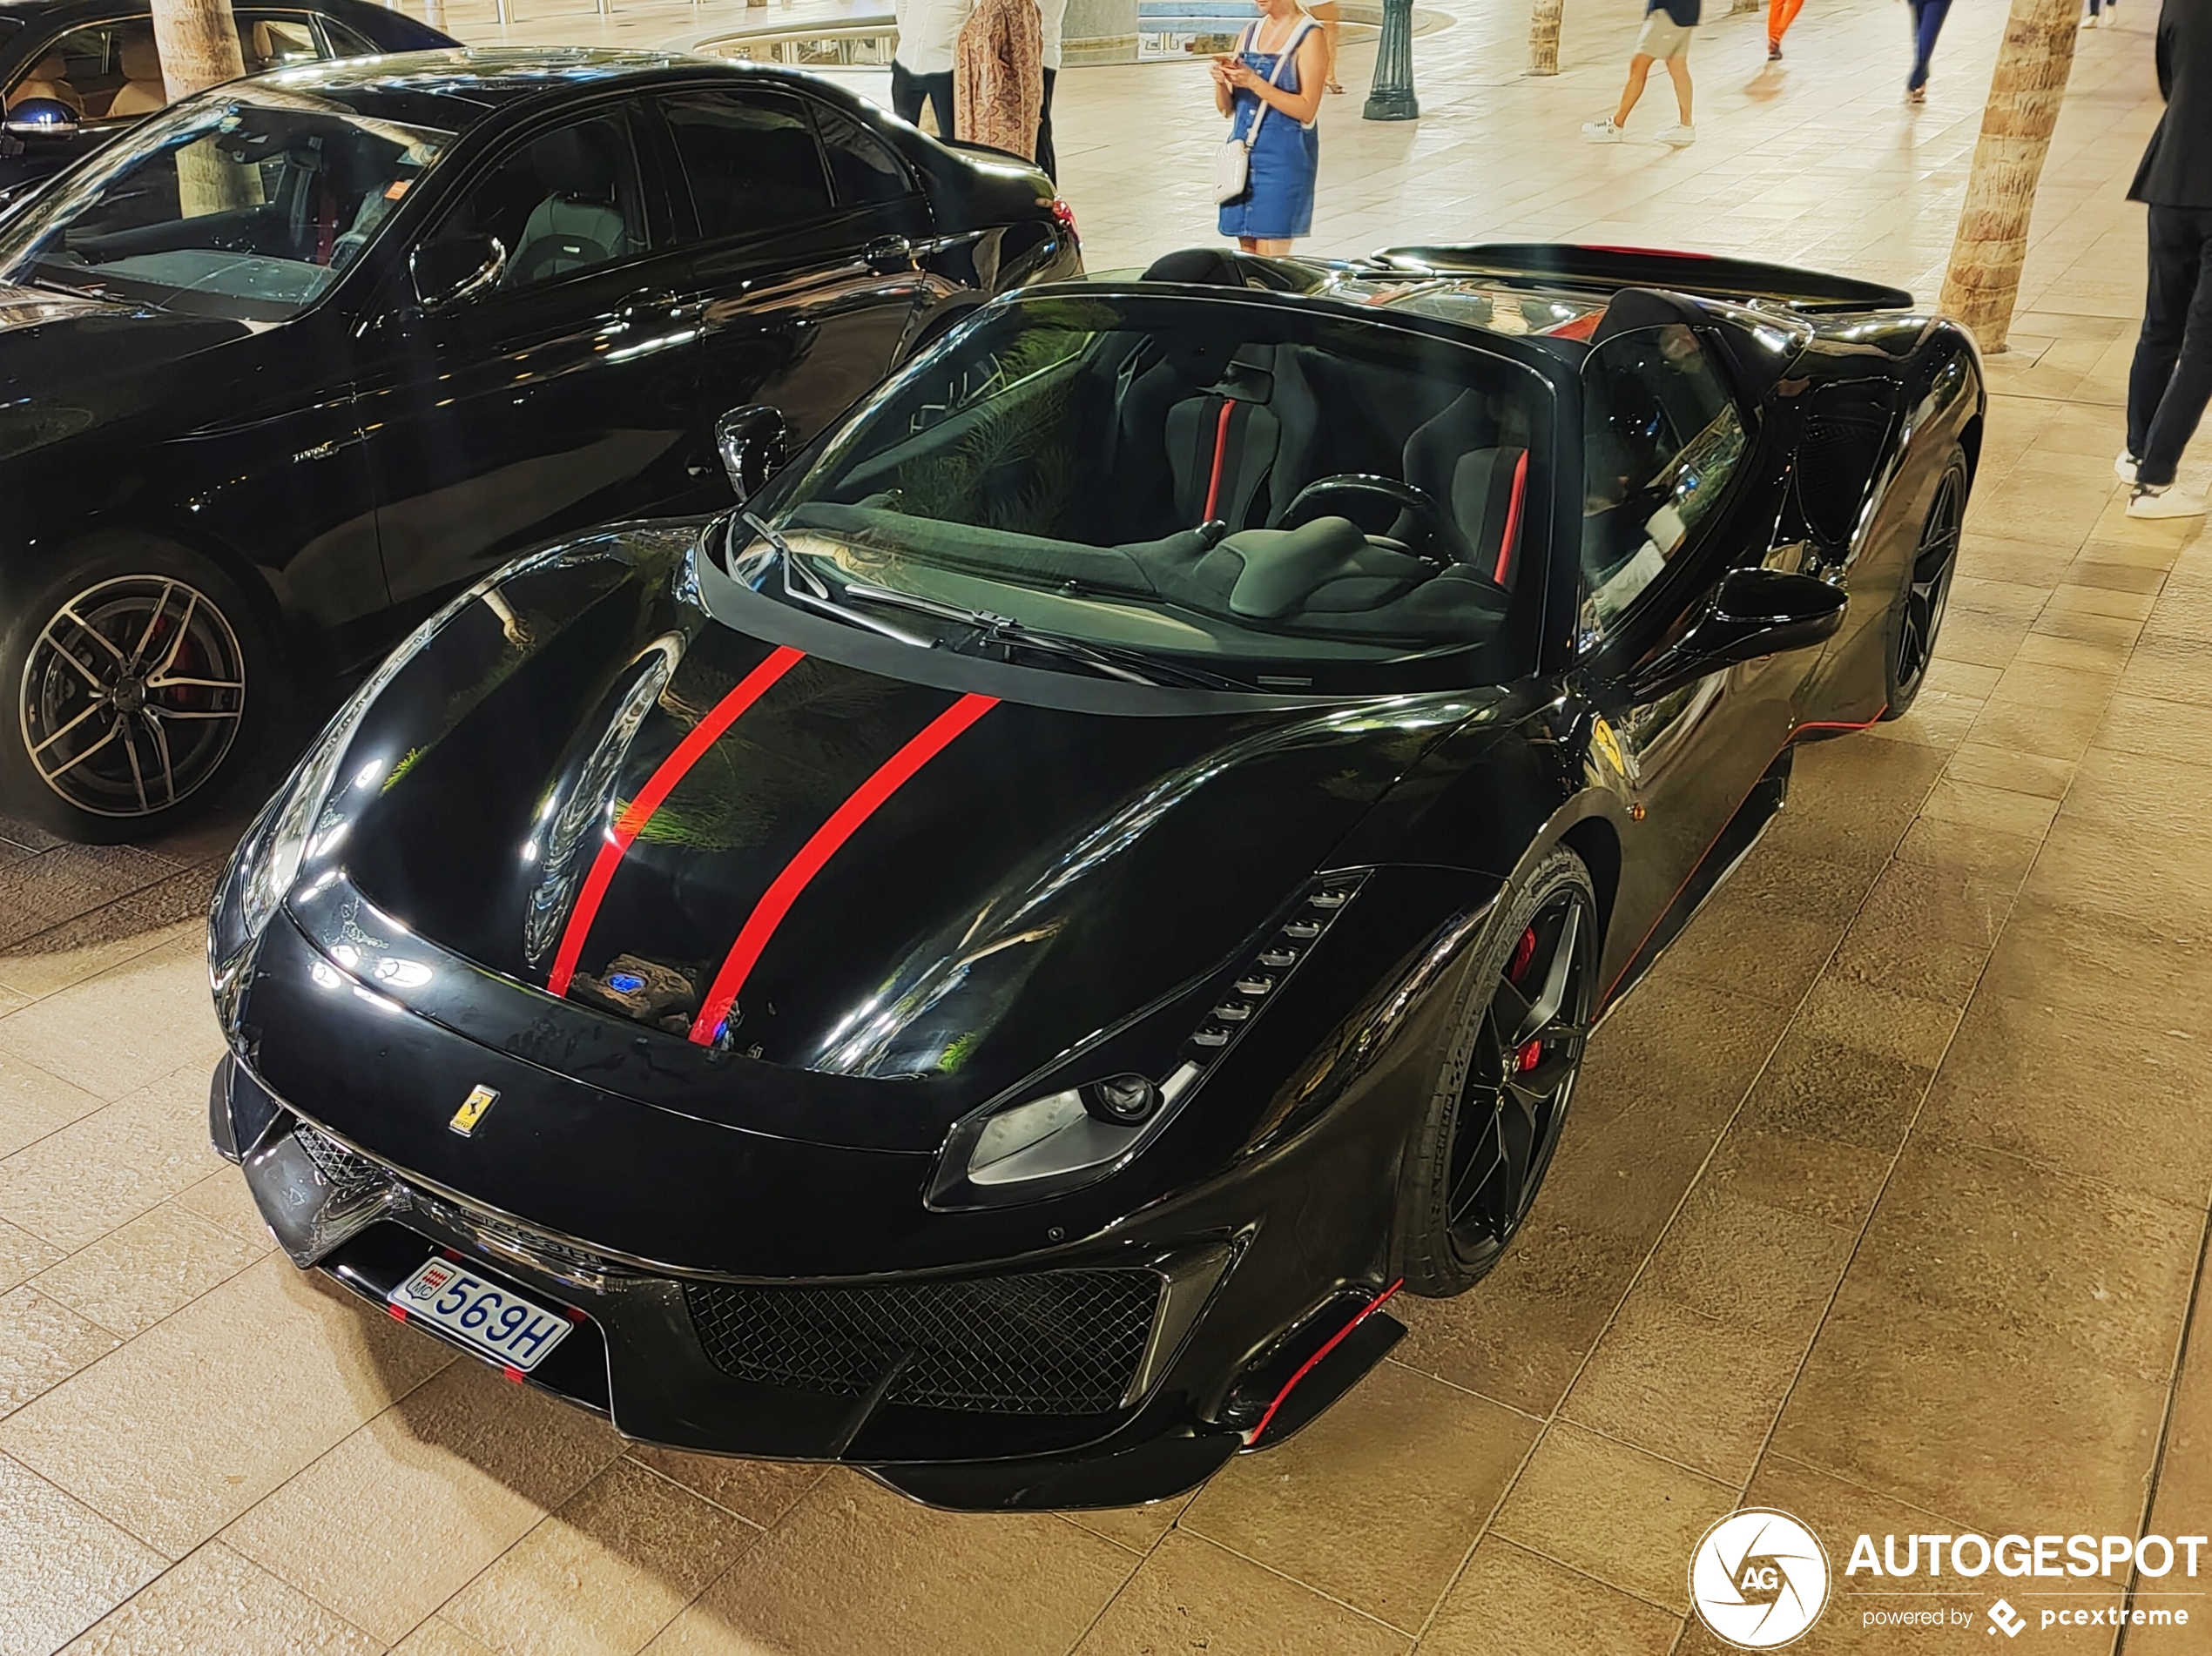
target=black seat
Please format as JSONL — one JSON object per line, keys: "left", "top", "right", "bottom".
{"left": 1397, "top": 391, "right": 1530, "bottom": 587}
{"left": 509, "top": 126, "right": 632, "bottom": 286}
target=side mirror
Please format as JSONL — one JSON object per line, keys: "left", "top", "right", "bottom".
{"left": 715, "top": 404, "right": 792, "bottom": 505}
{"left": 409, "top": 232, "right": 505, "bottom": 311}
{"left": 3, "top": 99, "right": 81, "bottom": 139}
{"left": 1628, "top": 568, "right": 1845, "bottom": 701}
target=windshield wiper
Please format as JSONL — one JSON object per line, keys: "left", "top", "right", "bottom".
{"left": 738, "top": 512, "right": 934, "bottom": 650}
{"left": 841, "top": 581, "right": 1238, "bottom": 690}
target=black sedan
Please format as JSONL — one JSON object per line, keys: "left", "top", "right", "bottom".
{"left": 0, "top": 0, "right": 455, "bottom": 205}
{"left": 208, "top": 244, "right": 1979, "bottom": 1511}
{"left": 0, "top": 49, "right": 1078, "bottom": 838}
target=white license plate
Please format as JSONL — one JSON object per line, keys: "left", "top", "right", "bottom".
{"left": 388, "top": 1256, "right": 574, "bottom": 1373}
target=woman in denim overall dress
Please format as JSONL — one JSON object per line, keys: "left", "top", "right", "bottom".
{"left": 1212, "top": 0, "right": 1328, "bottom": 254}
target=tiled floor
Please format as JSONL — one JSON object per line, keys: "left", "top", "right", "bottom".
{"left": 2, "top": 2, "right": 2205, "bottom": 1652}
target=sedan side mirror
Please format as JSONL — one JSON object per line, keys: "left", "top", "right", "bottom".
{"left": 410, "top": 232, "right": 506, "bottom": 311}
{"left": 716, "top": 404, "right": 792, "bottom": 505}
{"left": 1628, "top": 568, "right": 1846, "bottom": 702}
{"left": 3, "top": 99, "right": 80, "bottom": 139}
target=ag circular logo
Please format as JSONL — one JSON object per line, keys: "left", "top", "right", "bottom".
{"left": 1689, "top": 1507, "right": 1831, "bottom": 1649}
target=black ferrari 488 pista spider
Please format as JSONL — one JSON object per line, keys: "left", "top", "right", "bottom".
{"left": 209, "top": 242, "right": 1981, "bottom": 1510}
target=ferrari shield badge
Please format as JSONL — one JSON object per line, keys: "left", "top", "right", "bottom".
{"left": 1590, "top": 715, "right": 1628, "bottom": 777}
{"left": 449, "top": 1084, "right": 498, "bottom": 1137}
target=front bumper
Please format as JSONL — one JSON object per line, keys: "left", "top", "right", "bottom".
{"left": 216, "top": 1051, "right": 1264, "bottom": 1506}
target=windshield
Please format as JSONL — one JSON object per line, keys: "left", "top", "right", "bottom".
{"left": 0, "top": 91, "right": 452, "bottom": 321}
{"left": 739, "top": 294, "right": 1552, "bottom": 690}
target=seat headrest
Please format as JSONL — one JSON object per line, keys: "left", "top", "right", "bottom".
{"left": 534, "top": 125, "right": 619, "bottom": 203}
{"left": 249, "top": 22, "right": 274, "bottom": 58}
{"left": 118, "top": 33, "right": 161, "bottom": 81}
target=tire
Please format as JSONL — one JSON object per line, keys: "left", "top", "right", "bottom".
{"left": 0, "top": 539, "right": 270, "bottom": 843}
{"left": 1392, "top": 846, "right": 1599, "bottom": 1298}
{"left": 1879, "top": 444, "right": 1966, "bottom": 721}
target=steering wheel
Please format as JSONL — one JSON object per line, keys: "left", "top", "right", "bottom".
{"left": 1278, "top": 474, "right": 1488, "bottom": 576}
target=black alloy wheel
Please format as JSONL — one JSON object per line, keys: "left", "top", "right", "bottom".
{"left": 1, "top": 549, "right": 265, "bottom": 840}
{"left": 1883, "top": 446, "right": 1966, "bottom": 719}
{"left": 1395, "top": 847, "right": 1597, "bottom": 1296}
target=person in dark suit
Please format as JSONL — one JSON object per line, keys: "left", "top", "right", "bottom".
{"left": 2123, "top": 0, "right": 2212, "bottom": 517}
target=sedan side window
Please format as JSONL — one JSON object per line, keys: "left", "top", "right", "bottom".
{"left": 425, "top": 111, "right": 649, "bottom": 293}
{"left": 1579, "top": 321, "right": 1746, "bottom": 650}
{"left": 813, "top": 104, "right": 915, "bottom": 207}
{"left": 239, "top": 16, "right": 326, "bottom": 73}
{"left": 660, "top": 90, "right": 834, "bottom": 244}
{"left": 7, "top": 22, "right": 165, "bottom": 119}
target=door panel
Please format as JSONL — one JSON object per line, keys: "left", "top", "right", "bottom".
{"left": 1574, "top": 319, "right": 1794, "bottom": 966}
{"left": 654, "top": 87, "right": 931, "bottom": 470}
{"left": 356, "top": 104, "right": 702, "bottom": 608}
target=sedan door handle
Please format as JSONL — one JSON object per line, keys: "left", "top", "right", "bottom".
{"left": 862, "top": 235, "right": 916, "bottom": 275}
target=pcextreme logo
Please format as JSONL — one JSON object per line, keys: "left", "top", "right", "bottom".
{"left": 1689, "top": 1508, "right": 1832, "bottom": 1649}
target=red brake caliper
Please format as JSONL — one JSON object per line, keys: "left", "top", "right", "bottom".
{"left": 1508, "top": 926, "right": 1543, "bottom": 1072}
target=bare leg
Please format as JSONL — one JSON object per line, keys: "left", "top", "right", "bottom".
{"left": 1663, "top": 53, "right": 1693, "bottom": 124}
{"left": 1250, "top": 238, "right": 1293, "bottom": 255}
{"left": 1614, "top": 52, "right": 1656, "bottom": 126}
{"left": 1312, "top": 0, "right": 1343, "bottom": 91}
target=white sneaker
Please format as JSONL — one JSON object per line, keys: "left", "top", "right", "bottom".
{"left": 2115, "top": 449, "right": 2139, "bottom": 483}
{"left": 2128, "top": 483, "right": 2208, "bottom": 519}
{"left": 1656, "top": 122, "right": 1696, "bottom": 145}
{"left": 1581, "top": 118, "right": 1624, "bottom": 142}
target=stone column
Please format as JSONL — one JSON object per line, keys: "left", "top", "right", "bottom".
{"left": 1062, "top": 0, "right": 1137, "bottom": 64}
{"left": 1529, "top": 0, "right": 1561, "bottom": 76}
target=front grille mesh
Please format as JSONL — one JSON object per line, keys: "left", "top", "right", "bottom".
{"left": 293, "top": 1124, "right": 384, "bottom": 1202}
{"left": 685, "top": 1269, "right": 1162, "bottom": 1416}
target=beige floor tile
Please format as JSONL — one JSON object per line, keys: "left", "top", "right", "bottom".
{"left": 1914, "top": 777, "right": 2061, "bottom": 839}
{"left": 226, "top": 1360, "right": 626, "bottom": 1645}
{"left": 1182, "top": 1361, "right": 1538, "bottom": 1632}
{"left": 0, "top": 1215, "right": 62, "bottom": 1295}
{"left": 1791, "top": 976, "right": 1962, "bottom": 1071}
{"left": 0, "top": 1066, "right": 226, "bottom": 1251}
{"left": 443, "top": 1457, "right": 759, "bottom": 1656}
{"left": 620, "top": 1444, "right": 822, "bottom": 1530}
{"left": 1892, "top": 814, "right": 2045, "bottom": 885}
{"left": 1919, "top": 992, "right": 2212, "bottom": 1202}
{"left": 1070, "top": 1531, "right": 1407, "bottom": 1656}
{"left": 393, "top": 1619, "right": 503, "bottom": 1656}
{"left": 174, "top": 1167, "right": 277, "bottom": 1247}
{"left": 57, "top": 1541, "right": 382, "bottom": 1656}
{"left": 0, "top": 936, "right": 226, "bottom": 1103}
{"left": 1979, "top": 890, "right": 2212, "bottom": 1034}
{"left": 34, "top": 1202, "right": 267, "bottom": 1338}
{"left": 0, "top": 912, "right": 202, "bottom": 1005}
{"left": 1770, "top": 1139, "right": 2194, "bottom": 1538}
{"left": 2023, "top": 814, "right": 2212, "bottom": 930}
{"left": 0, "top": 1255, "right": 451, "bottom": 1557}
{"left": 1826, "top": 899, "right": 1991, "bottom": 1009}
{"left": 0, "top": 1454, "right": 165, "bottom": 1656}
{"left": 1963, "top": 696, "right": 2109, "bottom": 764}
{"left": 0, "top": 1286, "right": 120, "bottom": 1417}
{"left": 0, "top": 1049, "right": 110, "bottom": 1162}
{"left": 1420, "top": 1535, "right": 1679, "bottom": 1656}
{"left": 1941, "top": 741, "right": 2075, "bottom": 799}
{"left": 648, "top": 1468, "right": 1133, "bottom": 1655}
{"left": 1490, "top": 1422, "right": 1736, "bottom": 1614}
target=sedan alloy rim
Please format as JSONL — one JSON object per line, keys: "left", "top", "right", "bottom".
{"left": 1896, "top": 465, "right": 1963, "bottom": 698}
{"left": 1446, "top": 892, "right": 1594, "bottom": 1269}
{"left": 20, "top": 576, "right": 247, "bottom": 818}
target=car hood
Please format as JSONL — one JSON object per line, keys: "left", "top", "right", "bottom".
{"left": 329, "top": 527, "right": 1489, "bottom": 1114}
{"left": 0, "top": 282, "right": 248, "bottom": 459}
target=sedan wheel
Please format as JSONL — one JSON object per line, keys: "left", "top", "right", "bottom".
{"left": 1395, "top": 847, "right": 1597, "bottom": 1296}
{"left": 1884, "top": 447, "right": 1966, "bottom": 718}
{"left": 3, "top": 554, "right": 262, "bottom": 839}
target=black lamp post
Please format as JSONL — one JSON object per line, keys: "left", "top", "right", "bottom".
{"left": 1363, "top": 0, "right": 1418, "bottom": 120}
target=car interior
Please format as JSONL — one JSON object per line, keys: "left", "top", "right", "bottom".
{"left": 421, "top": 115, "right": 645, "bottom": 292}
{"left": 777, "top": 295, "right": 1546, "bottom": 658}
{"left": 6, "top": 17, "right": 327, "bottom": 118}
{"left": 18, "top": 105, "right": 450, "bottom": 312}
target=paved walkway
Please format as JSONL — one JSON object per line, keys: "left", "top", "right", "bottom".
{"left": 1, "top": 3, "right": 2206, "bottom": 1653}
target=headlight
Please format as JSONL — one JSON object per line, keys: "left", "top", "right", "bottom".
{"left": 928, "top": 874, "right": 1367, "bottom": 1209}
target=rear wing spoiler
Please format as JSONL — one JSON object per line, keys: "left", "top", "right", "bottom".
{"left": 1373, "top": 243, "right": 1915, "bottom": 313}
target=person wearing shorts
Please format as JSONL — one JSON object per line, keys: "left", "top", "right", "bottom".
{"left": 1583, "top": 0, "right": 1699, "bottom": 146}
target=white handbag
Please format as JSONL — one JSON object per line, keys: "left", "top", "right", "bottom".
{"left": 1213, "top": 19, "right": 1313, "bottom": 205}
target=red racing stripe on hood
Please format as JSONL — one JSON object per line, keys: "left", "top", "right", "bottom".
{"left": 689, "top": 692, "right": 1000, "bottom": 1046}
{"left": 546, "top": 644, "right": 806, "bottom": 997}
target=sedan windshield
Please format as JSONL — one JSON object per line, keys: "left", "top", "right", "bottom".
{"left": 0, "top": 91, "right": 452, "bottom": 321}
{"left": 739, "top": 293, "right": 1552, "bottom": 690}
